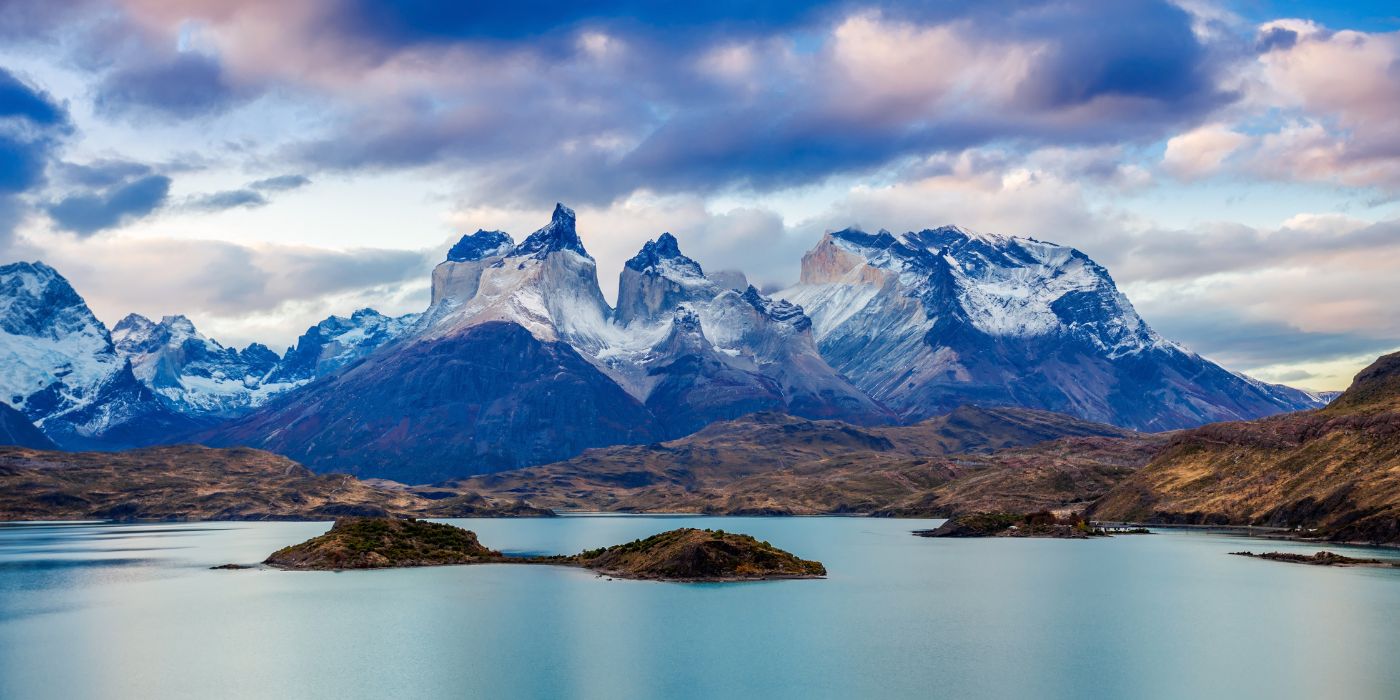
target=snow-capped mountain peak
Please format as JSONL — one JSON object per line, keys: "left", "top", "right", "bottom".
{"left": 0, "top": 262, "right": 197, "bottom": 447}
{"left": 780, "top": 223, "right": 1322, "bottom": 429}
{"left": 266, "top": 307, "right": 419, "bottom": 384}
{"left": 509, "top": 202, "right": 589, "bottom": 259}
{"left": 0, "top": 261, "right": 121, "bottom": 415}
{"left": 625, "top": 232, "right": 704, "bottom": 279}
{"left": 112, "top": 312, "right": 286, "bottom": 417}
{"left": 447, "top": 230, "right": 514, "bottom": 263}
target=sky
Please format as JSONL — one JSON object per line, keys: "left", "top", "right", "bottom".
{"left": 1, "top": 0, "right": 1398, "bottom": 391}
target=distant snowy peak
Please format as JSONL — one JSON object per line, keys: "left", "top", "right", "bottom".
{"left": 266, "top": 307, "right": 418, "bottom": 384}
{"left": 425, "top": 203, "right": 611, "bottom": 348}
{"left": 113, "top": 313, "right": 285, "bottom": 418}
{"left": 109, "top": 305, "right": 419, "bottom": 419}
{"left": 740, "top": 286, "right": 811, "bottom": 333}
{"left": 0, "top": 261, "right": 112, "bottom": 346}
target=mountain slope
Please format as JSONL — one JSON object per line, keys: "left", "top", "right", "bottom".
{"left": 203, "top": 321, "right": 656, "bottom": 483}
{"left": 0, "top": 261, "right": 200, "bottom": 448}
{"left": 1089, "top": 350, "right": 1400, "bottom": 544}
{"left": 455, "top": 406, "right": 1150, "bottom": 514}
{"left": 0, "top": 401, "right": 55, "bottom": 449}
{"left": 778, "top": 227, "right": 1322, "bottom": 430}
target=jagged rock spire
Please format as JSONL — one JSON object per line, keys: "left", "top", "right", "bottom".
{"left": 512, "top": 203, "right": 589, "bottom": 259}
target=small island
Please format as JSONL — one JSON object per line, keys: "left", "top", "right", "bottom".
{"left": 572, "top": 528, "right": 827, "bottom": 582}
{"left": 914, "top": 511, "right": 1149, "bottom": 539}
{"left": 1231, "top": 551, "right": 1398, "bottom": 568}
{"left": 258, "top": 518, "right": 825, "bottom": 581}
{"left": 265, "top": 517, "right": 501, "bottom": 569}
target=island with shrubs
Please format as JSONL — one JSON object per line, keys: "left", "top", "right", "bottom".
{"left": 256, "top": 517, "right": 826, "bottom": 582}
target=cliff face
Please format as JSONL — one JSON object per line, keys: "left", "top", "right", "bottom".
{"left": 1090, "top": 351, "right": 1400, "bottom": 544}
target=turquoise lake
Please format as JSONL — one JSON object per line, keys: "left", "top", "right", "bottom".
{"left": 2, "top": 516, "right": 1398, "bottom": 699}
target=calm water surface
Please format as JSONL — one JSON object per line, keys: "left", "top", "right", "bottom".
{"left": 1, "top": 516, "right": 1398, "bottom": 699}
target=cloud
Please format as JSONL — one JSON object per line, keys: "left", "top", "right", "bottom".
{"left": 51, "top": 159, "right": 155, "bottom": 188}
{"left": 264, "top": 0, "right": 1235, "bottom": 204}
{"left": 249, "top": 174, "right": 310, "bottom": 191}
{"left": 95, "top": 51, "right": 246, "bottom": 119}
{"left": 1138, "top": 307, "right": 1398, "bottom": 369}
{"left": 14, "top": 232, "right": 433, "bottom": 347}
{"left": 1154, "top": 20, "right": 1400, "bottom": 190}
{"left": 45, "top": 174, "right": 171, "bottom": 235}
{"left": 185, "top": 189, "right": 268, "bottom": 212}
{"left": 0, "top": 66, "right": 71, "bottom": 250}
{"left": 183, "top": 174, "right": 311, "bottom": 212}
{"left": 0, "top": 68, "right": 67, "bottom": 126}
{"left": 0, "top": 67, "right": 70, "bottom": 194}
{"left": 1161, "top": 123, "right": 1247, "bottom": 179}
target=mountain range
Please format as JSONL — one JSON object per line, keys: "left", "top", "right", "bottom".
{"left": 0, "top": 205, "right": 1328, "bottom": 479}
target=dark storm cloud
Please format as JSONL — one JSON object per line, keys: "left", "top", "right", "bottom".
{"left": 45, "top": 174, "right": 171, "bottom": 235}
{"left": 0, "top": 67, "right": 70, "bottom": 194}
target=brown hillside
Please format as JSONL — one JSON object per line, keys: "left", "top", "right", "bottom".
{"left": 1090, "top": 351, "right": 1400, "bottom": 544}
